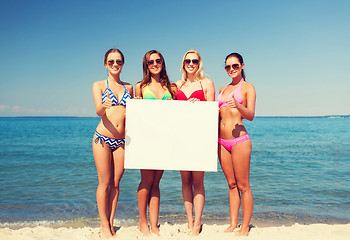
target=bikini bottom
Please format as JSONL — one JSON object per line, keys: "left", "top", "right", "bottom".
{"left": 218, "top": 134, "right": 250, "bottom": 152}
{"left": 94, "top": 131, "right": 125, "bottom": 152}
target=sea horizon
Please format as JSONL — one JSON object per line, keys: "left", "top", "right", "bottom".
{"left": 1, "top": 116, "right": 349, "bottom": 228}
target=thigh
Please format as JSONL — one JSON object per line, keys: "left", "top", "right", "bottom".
{"left": 140, "top": 169, "right": 156, "bottom": 182}
{"left": 153, "top": 170, "right": 164, "bottom": 185}
{"left": 111, "top": 145, "right": 125, "bottom": 183}
{"left": 93, "top": 138, "right": 112, "bottom": 182}
{"left": 180, "top": 171, "right": 192, "bottom": 184}
{"left": 231, "top": 140, "right": 252, "bottom": 184}
{"left": 191, "top": 171, "right": 204, "bottom": 184}
{"left": 218, "top": 143, "right": 235, "bottom": 182}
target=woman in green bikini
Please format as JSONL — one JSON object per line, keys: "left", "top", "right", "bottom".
{"left": 135, "top": 50, "right": 177, "bottom": 235}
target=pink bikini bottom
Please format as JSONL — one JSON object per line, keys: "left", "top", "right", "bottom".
{"left": 218, "top": 134, "right": 250, "bottom": 152}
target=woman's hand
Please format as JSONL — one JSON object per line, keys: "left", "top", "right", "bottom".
{"left": 188, "top": 98, "right": 200, "bottom": 103}
{"left": 227, "top": 97, "right": 239, "bottom": 109}
{"left": 103, "top": 92, "right": 112, "bottom": 109}
{"left": 134, "top": 96, "right": 143, "bottom": 100}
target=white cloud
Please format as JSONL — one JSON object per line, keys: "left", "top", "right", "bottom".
{"left": 0, "top": 105, "right": 10, "bottom": 111}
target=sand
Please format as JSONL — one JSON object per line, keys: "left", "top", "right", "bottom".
{"left": 1, "top": 222, "right": 349, "bottom": 240}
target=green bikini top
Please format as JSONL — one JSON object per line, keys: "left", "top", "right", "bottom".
{"left": 143, "top": 85, "right": 172, "bottom": 100}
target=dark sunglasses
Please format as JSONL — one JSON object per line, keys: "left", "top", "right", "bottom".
{"left": 184, "top": 59, "right": 199, "bottom": 65}
{"left": 148, "top": 59, "right": 162, "bottom": 65}
{"left": 225, "top": 64, "right": 240, "bottom": 70}
{"left": 107, "top": 59, "right": 124, "bottom": 66}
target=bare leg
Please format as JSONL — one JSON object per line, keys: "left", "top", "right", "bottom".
{"left": 137, "top": 170, "right": 155, "bottom": 236}
{"left": 232, "top": 140, "right": 253, "bottom": 236}
{"left": 108, "top": 145, "right": 125, "bottom": 235}
{"left": 149, "top": 170, "right": 164, "bottom": 235}
{"left": 92, "top": 138, "right": 113, "bottom": 239}
{"left": 180, "top": 171, "right": 194, "bottom": 230}
{"left": 218, "top": 144, "right": 240, "bottom": 232}
{"left": 191, "top": 171, "right": 205, "bottom": 236}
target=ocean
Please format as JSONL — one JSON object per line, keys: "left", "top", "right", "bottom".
{"left": 0, "top": 117, "right": 349, "bottom": 227}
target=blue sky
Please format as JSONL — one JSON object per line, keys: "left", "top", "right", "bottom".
{"left": 0, "top": 0, "right": 349, "bottom": 117}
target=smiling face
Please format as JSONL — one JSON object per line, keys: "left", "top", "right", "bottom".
{"left": 105, "top": 52, "right": 124, "bottom": 75}
{"left": 225, "top": 56, "right": 244, "bottom": 79}
{"left": 183, "top": 52, "right": 200, "bottom": 75}
{"left": 147, "top": 53, "right": 163, "bottom": 76}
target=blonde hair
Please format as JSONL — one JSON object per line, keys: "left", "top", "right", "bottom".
{"left": 180, "top": 50, "right": 205, "bottom": 81}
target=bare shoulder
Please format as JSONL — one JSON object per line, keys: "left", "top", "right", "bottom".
{"left": 219, "top": 85, "right": 226, "bottom": 93}
{"left": 243, "top": 81, "right": 255, "bottom": 92}
{"left": 135, "top": 81, "right": 142, "bottom": 89}
{"left": 201, "top": 78, "right": 214, "bottom": 87}
{"left": 93, "top": 80, "right": 106, "bottom": 89}
{"left": 175, "top": 79, "right": 185, "bottom": 88}
{"left": 122, "top": 81, "right": 133, "bottom": 90}
{"left": 201, "top": 77, "right": 213, "bottom": 84}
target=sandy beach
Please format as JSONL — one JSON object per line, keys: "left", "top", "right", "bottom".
{"left": 1, "top": 222, "right": 350, "bottom": 240}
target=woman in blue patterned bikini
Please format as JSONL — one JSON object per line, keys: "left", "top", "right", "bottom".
{"left": 92, "top": 48, "right": 133, "bottom": 239}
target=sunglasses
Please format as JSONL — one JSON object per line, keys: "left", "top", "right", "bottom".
{"left": 148, "top": 59, "right": 162, "bottom": 65}
{"left": 225, "top": 64, "right": 240, "bottom": 70}
{"left": 107, "top": 59, "right": 124, "bottom": 66}
{"left": 184, "top": 59, "right": 199, "bottom": 65}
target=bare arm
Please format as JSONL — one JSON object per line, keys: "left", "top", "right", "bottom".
{"left": 92, "top": 81, "right": 111, "bottom": 116}
{"left": 125, "top": 83, "right": 134, "bottom": 98}
{"left": 227, "top": 82, "right": 256, "bottom": 121}
{"left": 203, "top": 78, "right": 215, "bottom": 101}
{"left": 135, "top": 82, "right": 142, "bottom": 99}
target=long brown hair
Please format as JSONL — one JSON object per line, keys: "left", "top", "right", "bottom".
{"left": 140, "top": 50, "right": 176, "bottom": 99}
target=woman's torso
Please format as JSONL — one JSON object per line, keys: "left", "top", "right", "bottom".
{"left": 217, "top": 80, "right": 248, "bottom": 139}
{"left": 142, "top": 83, "right": 172, "bottom": 100}
{"left": 95, "top": 80, "right": 131, "bottom": 139}
{"left": 176, "top": 80, "right": 206, "bottom": 101}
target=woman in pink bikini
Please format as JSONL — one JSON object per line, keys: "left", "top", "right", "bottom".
{"left": 217, "top": 52, "right": 256, "bottom": 236}
{"left": 175, "top": 50, "right": 215, "bottom": 235}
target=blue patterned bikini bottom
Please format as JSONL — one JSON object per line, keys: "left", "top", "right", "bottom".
{"left": 94, "top": 131, "right": 125, "bottom": 152}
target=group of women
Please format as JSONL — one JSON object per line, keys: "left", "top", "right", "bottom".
{"left": 92, "top": 48, "right": 256, "bottom": 239}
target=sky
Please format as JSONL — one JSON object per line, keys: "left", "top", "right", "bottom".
{"left": 0, "top": 0, "right": 349, "bottom": 117}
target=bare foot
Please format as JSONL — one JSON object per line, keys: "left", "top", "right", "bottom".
{"left": 139, "top": 222, "right": 151, "bottom": 236}
{"left": 238, "top": 226, "right": 250, "bottom": 236}
{"left": 187, "top": 220, "right": 194, "bottom": 230}
{"left": 101, "top": 225, "right": 113, "bottom": 239}
{"left": 150, "top": 225, "right": 160, "bottom": 236}
{"left": 190, "top": 224, "right": 202, "bottom": 236}
{"left": 224, "top": 224, "right": 238, "bottom": 232}
{"left": 110, "top": 224, "right": 116, "bottom": 236}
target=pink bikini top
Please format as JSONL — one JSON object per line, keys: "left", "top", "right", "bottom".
{"left": 176, "top": 81, "right": 206, "bottom": 101}
{"left": 217, "top": 80, "right": 243, "bottom": 109}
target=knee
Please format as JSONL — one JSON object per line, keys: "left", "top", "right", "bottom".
{"left": 192, "top": 179, "right": 204, "bottom": 189}
{"left": 139, "top": 178, "right": 153, "bottom": 189}
{"left": 110, "top": 179, "right": 121, "bottom": 190}
{"left": 181, "top": 177, "right": 192, "bottom": 186}
{"left": 98, "top": 179, "right": 111, "bottom": 191}
{"left": 237, "top": 182, "right": 250, "bottom": 194}
{"left": 227, "top": 180, "right": 237, "bottom": 190}
{"left": 150, "top": 181, "right": 160, "bottom": 190}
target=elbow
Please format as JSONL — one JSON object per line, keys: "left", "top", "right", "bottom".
{"left": 96, "top": 110, "right": 103, "bottom": 117}
{"left": 246, "top": 113, "right": 255, "bottom": 121}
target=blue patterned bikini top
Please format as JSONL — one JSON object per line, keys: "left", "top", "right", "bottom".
{"left": 102, "top": 80, "right": 131, "bottom": 107}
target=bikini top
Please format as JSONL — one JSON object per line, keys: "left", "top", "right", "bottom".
{"left": 217, "top": 80, "right": 243, "bottom": 109}
{"left": 102, "top": 80, "right": 131, "bottom": 107}
{"left": 176, "top": 81, "right": 206, "bottom": 101}
{"left": 143, "top": 85, "right": 172, "bottom": 100}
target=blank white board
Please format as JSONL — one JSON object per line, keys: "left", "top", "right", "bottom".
{"left": 124, "top": 99, "right": 218, "bottom": 171}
